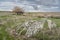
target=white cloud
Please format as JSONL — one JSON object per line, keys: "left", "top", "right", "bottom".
{"left": 35, "top": 0, "right": 40, "bottom": 1}
{"left": 51, "top": 7, "right": 59, "bottom": 9}
{"left": 0, "top": 0, "right": 60, "bottom": 12}
{"left": 0, "top": 1, "right": 35, "bottom": 11}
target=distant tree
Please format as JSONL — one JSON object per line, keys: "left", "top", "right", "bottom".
{"left": 12, "top": 6, "right": 24, "bottom": 15}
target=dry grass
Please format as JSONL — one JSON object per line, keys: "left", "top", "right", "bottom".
{"left": 0, "top": 11, "right": 60, "bottom": 40}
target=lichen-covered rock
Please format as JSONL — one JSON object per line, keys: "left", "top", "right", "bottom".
{"left": 6, "top": 18, "right": 57, "bottom": 38}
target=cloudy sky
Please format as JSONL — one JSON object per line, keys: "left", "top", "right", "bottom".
{"left": 0, "top": 0, "right": 60, "bottom": 12}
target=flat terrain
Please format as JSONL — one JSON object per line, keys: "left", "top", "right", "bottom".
{"left": 0, "top": 12, "right": 60, "bottom": 40}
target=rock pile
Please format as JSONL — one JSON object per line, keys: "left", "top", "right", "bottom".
{"left": 6, "top": 18, "right": 57, "bottom": 37}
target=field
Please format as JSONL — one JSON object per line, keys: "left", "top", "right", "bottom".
{"left": 0, "top": 12, "right": 60, "bottom": 40}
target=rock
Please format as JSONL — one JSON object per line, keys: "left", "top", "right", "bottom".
{"left": 6, "top": 18, "right": 57, "bottom": 37}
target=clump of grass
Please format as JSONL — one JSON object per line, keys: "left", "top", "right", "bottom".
{"left": 0, "top": 24, "right": 15, "bottom": 40}
{"left": 31, "top": 27, "right": 60, "bottom": 40}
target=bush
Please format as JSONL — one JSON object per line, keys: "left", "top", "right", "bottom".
{"left": 37, "top": 16, "right": 44, "bottom": 18}
{"left": 51, "top": 16, "right": 60, "bottom": 19}
{"left": 12, "top": 6, "right": 24, "bottom": 15}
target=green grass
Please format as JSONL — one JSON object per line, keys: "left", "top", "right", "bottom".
{"left": 50, "top": 18, "right": 60, "bottom": 27}
{"left": 0, "top": 12, "right": 60, "bottom": 40}
{"left": 0, "top": 25, "right": 14, "bottom": 40}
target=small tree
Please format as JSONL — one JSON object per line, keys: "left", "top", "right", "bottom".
{"left": 13, "top": 6, "right": 24, "bottom": 15}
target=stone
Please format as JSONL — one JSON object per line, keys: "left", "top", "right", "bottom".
{"left": 6, "top": 18, "right": 57, "bottom": 37}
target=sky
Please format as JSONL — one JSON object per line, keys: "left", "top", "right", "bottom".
{"left": 0, "top": 0, "right": 60, "bottom": 12}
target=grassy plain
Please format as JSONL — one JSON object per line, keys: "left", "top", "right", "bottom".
{"left": 0, "top": 12, "right": 60, "bottom": 40}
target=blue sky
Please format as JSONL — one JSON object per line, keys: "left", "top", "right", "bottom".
{"left": 0, "top": 0, "right": 60, "bottom": 12}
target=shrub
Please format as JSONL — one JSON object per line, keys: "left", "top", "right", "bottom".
{"left": 51, "top": 16, "right": 60, "bottom": 19}
{"left": 12, "top": 6, "right": 24, "bottom": 15}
